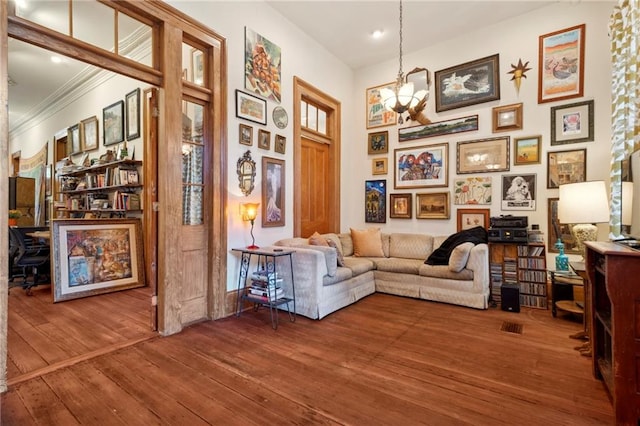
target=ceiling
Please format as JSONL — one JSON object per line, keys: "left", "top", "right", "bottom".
{"left": 8, "top": 0, "right": 554, "bottom": 132}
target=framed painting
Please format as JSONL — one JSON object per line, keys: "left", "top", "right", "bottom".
{"left": 547, "top": 148, "right": 586, "bottom": 188}
{"left": 492, "top": 103, "right": 522, "bottom": 132}
{"left": 125, "top": 88, "right": 140, "bottom": 140}
{"left": 245, "top": 27, "right": 281, "bottom": 102}
{"left": 52, "top": 218, "right": 145, "bottom": 302}
{"left": 398, "top": 115, "right": 478, "bottom": 142}
{"left": 372, "top": 158, "right": 388, "bottom": 175}
{"left": 434, "top": 54, "right": 500, "bottom": 112}
{"left": 236, "top": 89, "right": 267, "bottom": 125}
{"left": 366, "top": 82, "right": 397, "bottom": 129}
{"left": 274, "top": 134, "right": 286, "bottom": 154}
{"left": 501, "top": 173, "right": 536, "bottom": 211}
{"left": 239, "top": 123, "right": 253, "bottom": 146}
{"left": 550, "top": 100, "right": 594, "bottom": 145}
{"left": 453, "top": 177, "right": 492, "bottom": 205}
{"left": 258, "top": 129, "right": 271, "bottom": 150}
{"left": 394, "top": 143, "right": 448, "bottom": 189}
{"left": 262, "top": 157, "right": 285, "bottom": 227}
{"left": 416, "top": 192, "right": 450, "bottom": 219}
{"left": 67, "top": 123, "right": 81, "bottom": 155}
{"left": 514, "top": 136, "right": 541, "bottom": 165}
{"left": 191, "top": 48, "right": 204, "bottom": 85}
{"left": 390, "top": 193, "right": 412, "bottom": 219}
{"left": 457, "top": 208, "right": 490, "bottom": 232}
{"left": 548, "top": 197, "right": 582, "bottom": 254}
{"left": 368, "top": 131, "right": 389, "bottom": 154}
{"left": 365, "top": 179, "right": 387, "bottom": 223}
{"left": 103, "top": 100, "right": 125, "bottom": 146}
{"left": 538, "top": 24, "right": 585, "bottom": 104}
{"left": 45, "top": 164, "right": 52, "bottom": 197}
{"left": 457, "top": 137, "right": 509, "bottom": 174}
{"left": 80, "top": 116, "right": 99, "bottom": 151}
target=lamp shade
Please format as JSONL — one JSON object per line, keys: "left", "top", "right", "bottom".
{"left": 242, "top": 202, "right": 260, "bottom": 221}
{"left": 558, "top": 181, "right": 609, "bottom": 224}
{"left": 622, "top": 181, "right": 633, "bottom": 226}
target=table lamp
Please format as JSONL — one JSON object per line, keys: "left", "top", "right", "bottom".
{"left": 241, "top": 202, "right": 260, "bottom": 249}
{"left": 558, "top": 181, "right": 609, "bottom": 259}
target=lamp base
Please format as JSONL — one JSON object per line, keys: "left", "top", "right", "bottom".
{"left": 571, "top": 223, "right": 598, "bottom": 260}
{"left": 247, "top": 244, "right": 260, "bottom": 250}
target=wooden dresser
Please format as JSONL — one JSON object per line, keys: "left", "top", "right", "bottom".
{"left": 585, "top": 241, "right": 640, "bottom": 425}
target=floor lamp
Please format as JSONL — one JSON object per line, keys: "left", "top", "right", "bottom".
{"left": 241, "top": 202, "right": 260, "bottom": 249}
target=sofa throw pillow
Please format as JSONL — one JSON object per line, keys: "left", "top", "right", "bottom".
{"left": 308, "top": 231, "right": 330, "bottom": 247}
{"left": 350, "top": 228, "right": 385, "bottom": 257}
{"left": 425, "top": 226, "right": 487, "bottom": 265}
{"left": 448, "top": 242, "right": 475, "bottom": 272}
{"left": 326, "top": 238, "right": 345, "bottom": 267}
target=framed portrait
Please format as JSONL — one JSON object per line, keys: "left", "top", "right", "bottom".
{"left": 365, "top": 179, "right": 387, "bottom": 223}
{"left": 550, "top": 100, "right": 594, "bottom": 145}
{"left": 125, "top": 88, "right": 140, "bottom": 140}
{"left": 457, "top": 208, "right": 490, "bottom": 232}
{"left": 492, "top": 103, "right": 522, "bottom": 132}
{"left": 191, "top": 48, "right": 204, "bottom": 85}
{"left": 103, "top": 100, "right": 125, "bottom": 146}
{"left": 434, "top": 54, "right": 500, "bottom": 112}
{"left": 372, "top": 158, "right": 388, "bottom": 175}
{"left": 501, "top": 173, "right": 536, "bottom": 211}
{"left": 457, "top": 137, "right": 509, "bottom": 174}
{"left": 453, "top": 177, "right": 492, "bottom": 205}
{"left": 538, "top": 24, "right": 585, "bottom": 104}
{"left": 366, "top": 82, "right": 397, "bottom": 129}
{"left": 548, "top": 198, "right": 582, "bottom": 254}
{"left": 262, "top": 157, "right": 285, "bottom": 227}
{"left": 547, "top": 148, "right": 586, "bottom": 188}
{"left": 67, "top": 123, "right": 81, "bottom": 155}
{"left": 274, "top": 134, "right": 286, "bottom": 154}
{"left": 245, "top": 27, "right": 281, "bottom": 103}
{"left": 514, "top": 136, "right": 541, "bottom": 165}
{"left": 51, "top": 218, "right": 145, "bottom": 303}
{"left": 416, "top": 192, "right": 450, "bottom": 219}
{"left": 239, "top": 123, "right": 253, "bottom": 146}
{"left": 368, "top": 131, "right": 389, "bottom": 155}
{"left": 390, "top": 193, "right": 412, "bottom": 219}
{"left": 394, "top": 143, "right": 448, "bottom": 189}
{"left": 398, "top": 115, "right": 478, "bottom": 143}
{"left": 258, "top": 129, "right": 271, "bottom": 150}
{"left": 80, "top": 116, "right": 99, "bottom": 151}
{"left": 236, "top": 89, "right": 267, "bottom": 125}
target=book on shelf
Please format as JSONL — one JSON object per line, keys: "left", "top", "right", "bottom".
{"left": 249, "top": 287, "right": 285, "bottom": 300}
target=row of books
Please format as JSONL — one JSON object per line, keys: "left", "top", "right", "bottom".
{"left": 79, "top": 165, "right": 140, "bottom": 189}
{"left": 517, "top": 245, "right": 545, "bottom": 257}
{"left": 518, "top": 270, "right": 547, "bottom": 283}
{"left": 519, "top": 281, "right": 547, "bottom": 296}
{"left": 520, "top": 294, "right": 548, "bottom": 309}
{"left": 517, "top": 258, "right": 546, "bottom": 270}
{"left": 112, "top": 192, "right": 141, "bottom": 210}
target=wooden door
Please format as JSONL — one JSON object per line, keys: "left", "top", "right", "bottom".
{"left": 301, "top": 137, "right": 331, "bottom": 236}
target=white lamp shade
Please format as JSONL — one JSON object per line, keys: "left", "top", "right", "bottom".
{"left": 622, "top": 181, "right": 633, "bottom": 225}
{"left": 558, "top": 181, "right": 609, "bottom": 224}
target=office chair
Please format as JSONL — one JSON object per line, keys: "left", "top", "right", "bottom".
{"left": 9, "top": 226, "right": 51, "bottom": 295}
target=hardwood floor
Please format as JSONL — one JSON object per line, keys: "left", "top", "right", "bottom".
{"left": 2, "top": 293, "right": 612, "bottom": 425}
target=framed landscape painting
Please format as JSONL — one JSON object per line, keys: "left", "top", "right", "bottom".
{"left": 514, "top": 136, "right": 541, "bottom": 165}
{"left": 103, "top": 100, "right": 125, "bottom": 146}
{"left": 416, "top": 192, "right": 450, "bottom": 219}
{"left": 538, "top": 24, "right": 585, "bottom": 104}
{"left": 457, "top": 137, "right": 509, "bottom": 174}
{"left": 547, "top": 148, "right": 586, "bottom": 188}
{"left": 394, "top": 143, "right": 448, "bottom": 189}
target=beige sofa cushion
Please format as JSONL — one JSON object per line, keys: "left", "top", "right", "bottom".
{"left": 338, "top": 233, "right": 354, "bottom": 257}
{"left": 389, "top": 233, "right": 434, "bottom": 260}
{"left": 343, "top": 257, "right": 375, "bottom": 276}
{"left": 419, "top": 264, "right": 474, "bottom": 280}
{"left": 449, "top": 242, "right": 475, "bottom": 272}
{"left": 373, "top": 257, "right": 423, "bottom": 275}
{"left": 350, "top": 228, "right": 385, "bottom": 257}
{"left": 309, "top": 231, "right": 329, "bottom": 246}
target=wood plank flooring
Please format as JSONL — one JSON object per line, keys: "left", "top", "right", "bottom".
{"left": 2, "top": 292, "right": 613, "bottom": 425}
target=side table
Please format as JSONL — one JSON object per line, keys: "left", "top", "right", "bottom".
{"left": 232, "top": 247, "right": 296, "bottom": 329}
{"left": 570, "top": 261, "right": 591, "bottom": 356}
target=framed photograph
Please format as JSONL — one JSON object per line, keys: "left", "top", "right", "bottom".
{"left": 457, "top": 137, "right": 509, "bottom": 174}
{"left": 492, "top": 103, "right": 523, "bottom": 132}
{"left": 416, "top": 192, "right": 450, "bottom": 219}
{"left": 457, "top": 208, "right": 490, "bottom": 232}
{"left": 372, "top": 158, "right": 388, "bottom": 175}
{"left": 368, "top": 131, "right": 389, "bottom": 155}
{"left": 501, "top": 173, "right": 536, "bottom": 211}
{"left": 551, "top": 100, "right": 594, "bottom": 145}
{"left": 453, "top": 177, "right": 492, "bottom": 205}
{"left": 365, "top": 179, "right": 387, "bottom": 223}
{"left": 191, "top": 48, "right": 204, "bottom": 85}
{"left": 398, "top": 115, "right": 478, "bottom": 143}
{"left": 67, "top": 123, "right": 81, "bottom": 155}
{"left": 394, "top": 143, "right": 448, "bottom": 189}
{"left": 274, "top": 134, "right": 286, "bottom": 154}
{"left": 538, "top": 24, "right": 585, "bottom": 104}
{"left": 434, "top": 54, "right": 500, "bottom": 113}
{"left": 103, "top": 100, "right": 125, "bottom": 146}
{"left": 262, "top": 157, "right": 285, "bottom": 227}
{"left": 547, "top": 148, "right": 586, "bottom": 188}
{"left": 548, "top": 198, "right": 582, "bottom": 254}
{"left": 258, "top": 129, "right": 271, "bottom": 150}
{"left": 51, "top": 218, "right": 145, "bottom": 303}
{"left": 514, "top": 136, "right": 541, "bottom": 165}
{"left": 366, "top": 82, "right": 397, "bottom": 129}
{"left": 245, "top": 27, "right": 281, "bottom": 103}
{"left": 125, "top": 88, "right": 141, "bottom": 140}
{"left": 390, "top": 193, "right": 412, "bottom": 219}
{"left": 80, "top": 116, "right": 99, "bottom": 151}
{"left": 239, "top": 123, "right": 253, "bottom": 146}
{"left": 236, "top": 89, "right": 267, "bottom": 125}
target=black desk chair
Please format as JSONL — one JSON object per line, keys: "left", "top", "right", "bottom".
{"left": 9, "top": 226, "right": 50, "bottom": 295}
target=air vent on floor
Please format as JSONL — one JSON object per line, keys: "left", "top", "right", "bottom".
{"left": 500, "top": 321, "right": 523, "bottom": 334}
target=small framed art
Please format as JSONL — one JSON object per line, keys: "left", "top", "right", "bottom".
{"left": 239, "top": 123, "right": 253, "bottom": 146}
{"left": 550, "top": 100, "right": 594, "bottom": 145}
{"left": 125, "top": 88, "right": 141, "bottom": 140}
{"left": 258, "top": 129, "right": 271, "bottom": 150}
{"left": 372, "top": 158, "right": 387, "bottom": 175}
{"left": 538, "top": 24, "right": 585, "bottom": 104}
{"left": 365, "top": 180, "right": 387, "bottom": 223}
{"left": 514, "top": 136, "right": 541, "bottom": 165}
{"left": 457, "top": 208, "right": 490, "bottom": 232}
{"left": 547, "top": 148, "right": 586, "bottom": 188}
{"left": 262, "top": 157, "right": 285, "bottom": 227}
{"left": 236, "top": 89, "right": 267, "bottom": 125}
{"left": 80, "top": 116, "right": 99, "bottom": 151}
{"left": 457, "top": 137, "right": 509, "bottom": 174}
{"left": 67, "top": 124, "right": 81, "bottom": 155}
{"left": 368, "top": 131, "right": 389, "bottom": 155}
{"left": 501, "top": 174, "right": 536, "bottom": 211}
{"left": 416, "top": 192, "right": 450, "bottom": 219}
{"left": 390, "top": 193, "right": 412, "bottom": 219}
{"left": 274, "top": 135, "right": 286, "bottom": 154}
{"left": 103, "top": 100, "right": 125, "bottom": 146}
{"left": 492, "top": 103, "right": 522, "bottom": 132}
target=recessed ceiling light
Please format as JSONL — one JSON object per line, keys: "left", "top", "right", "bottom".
{"left": 51, "top": 56, "right": 62, "bottom": 64}
{"left": 372, "top": 30, "right": 384, "bottom": 39}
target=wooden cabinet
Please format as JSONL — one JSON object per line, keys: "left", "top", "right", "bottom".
{"left": 585, "top": 241, "right": 640, "bottom": 425}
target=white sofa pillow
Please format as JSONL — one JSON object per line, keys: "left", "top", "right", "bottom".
{"left": 448, "top": 242, "right": 475, "bottom": 272}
